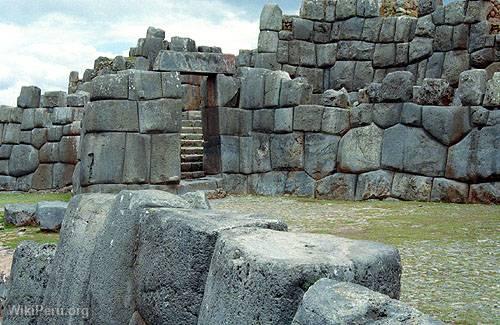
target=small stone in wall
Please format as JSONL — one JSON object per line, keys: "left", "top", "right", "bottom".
{"left": 321, "top": 88, "right": 351, "bottom": 108}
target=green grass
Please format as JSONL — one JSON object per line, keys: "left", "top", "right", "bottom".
{"left": 0, "top": 192, "right": 72, "bottom": 249}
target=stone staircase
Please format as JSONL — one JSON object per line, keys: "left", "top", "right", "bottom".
{"left": 181, "top": 111, "right": 205, "bottom": 179}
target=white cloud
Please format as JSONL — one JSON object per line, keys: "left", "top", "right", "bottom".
{"left": 0, "top": 0, "right": 262, "bottom": 106}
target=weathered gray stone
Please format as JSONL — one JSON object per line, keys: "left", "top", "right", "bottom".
{"left": 292, "top": 17, "right": 314, "bottom": 41}
{"left": 136, "top": 208, "right": 285, "bottom": 325}
{"left": 422, "top": 106, "right": 471, "bottom": 146}
{"left": 248, "top": 171, "right": 287, "bottom": 195}
{"left": 372, "top": 103, "right": 402, "bottom": 128}
{"left": 293, "top": 279, "right": 443, "bottom": 325}
{"left": 240, "top": 68, "right": 267, "bottom": 109}
{"left": 321, "top": 88, "right": 350, "bottom": 108}
{"left": 446, "top": 125, "right": 499, "bottom": 182}
{"left": 120, "top": 70, "right": 163, "bottom": 100}
{"left": 409, "top": 37, "right": 433, "bottom": 63}
{"left": 444, "top": 0, "right": 465, "bottom": 25}
{"left": 431, "top": 178, "right": 469, "bottom": 203}
{"left": 280, "top": 77, "right": 312, "bottom": 107}
{"left": 199, "top": 228, "right": 401, "bottom": 324}
{"left": 254, "top": 52, "right": 280, "bottom": 70}
{"left": 316, "top": 173, "right": 357, "bottom": 200}
{"left": 293, "top": 105, "right": 323, "bottom": 131}
{"left": 153, "top": 51, "right": 236, "bottom": 74}
{"left": 222, "top": 173, "right": 248, "bottom": 194}
{"left": 249, "top": 133, "right": 271, "bottom": 173}
{"left": 8, "top": 144, "right": 39, "bottom": 177}
{"left": 336, "top": 0, "right": 357, "bottom": 19}
{"left": 17, "top": 86, "right": 41, "bottom": 108}
{"left": 58, "top": 136, "right": 78, "bottom": 164}
{"left": 84, "top": 100, "right": 139, "bottom": 132}
{"left": 4, "top": 203, "right": 37, "bottom": 226}
{"left": 220, "top": 135, "right": 240, "bottom": 173}
{"left": 39, "top": 142, "right": 59, "bottom": 163}
{"left": 362, "top": 17, "right": 383, "bottom": 42}
{"left": 483, "top": 72, "right": 500, "bottom": 108}
{"left": 67, "top": 91, "right": 90, "bottom": 107}
{"left": 216, "top": 75, "right": 240, "bottom": 107}
{"left": 469, "top": 182, "right": 499, "bottom": 204}
{"left": 36, "top": 201, "right": 68, "bottom": 231}
{"left": 90, "top": 74, "right": 128, "bottom": 100}
{"left": 138, "top": 98, "right": 182, "bottom": 133}
{"left": 289, "top": 40, "right": 317, "bottom": 67}
{"left": 264, "top": 71, "right": 289, "bottom": 108}
{"left": 470, "top": 48, "right": 496, "bottom": 69}
{"left": 271, "top": 132, "right": 304, "bottom": 169}
{"left": 260, "top": 4, "right": 283, "bottom": 31}
{"left": 296, "top": 67, "right": 323, "bottom": 93}
{"left": 80, "top": 132, "right": 126, "bottom": 185}
{"left": 41, "top": 91, "right": 67, "bottom": 108}
{"left": 258, "top": 31, "right": 279, "bottom": 53}
{"left": 338, "top": 124, "right": 383, "bottom": 173}
{"left": 300, "top": 0, "right": 326, "bottom": 20}
{"left": 304, "top": 133, "right": 339, "bottom": 180}
{"left": 457, "top": 69, "right": 487, "bottom": 106}
{"left": 274, "top": 107, "right": 294, "bottom": 133}
{"left": 3, "top": 242, "right": 56, "bottom": 325}
{"left": 355, "top": 170, "right": 394, "bottom": 201}
{"left": 442, "top": 50, "right": 470, "bottom": 86}
{"left": 0, "top": 145, "right": 12, "bottom": 159}
{"left": 392, "top": 172, "right": 432, "bottom": 201}
{"left": 253, "top": 109, "right": 275, "bottom": 132}
{"left": 434, "top": 25, "right": 453, "bottom": 51}
{"left": 401, "top": 103, "right": 422, "bottom": 126}
{"left": 33, "top": 108, "right": 51, "bottom": 127}
{"left": 0, "top": 175, "right": 16, "bottom": 190}
{"left": 316, "top": 43, "right": 337, "bottom": 68}
{"left": 285, "top": 171, "right": 315, "bottom": 197}
{"left": 322, "top": 107, "right": 350, "bottom": 135}
{"left": 170, "top": 36, "right": 196, "bottom": 52}
{"left": 150, "top": 134, "right": 181, "bottom": 183}
{"left": 382, "top": 124, "right": 447, "bottom": 176}
{"left": 146, "top": 26, "right": 165, "bottom": 39}
{"left": 330, "top": 61, "right": 356, "bottom": 91}
{"left": 413, "top": 78, "right": 454, "bottom": 105}
{"left": 52, "top": 163, "right": 74, "bottom": 188}
{"left": 380, "top": 71, "right": 415, "bottom": 102}
{"left": 336, "top": 41, "right": 374, "bottom": 61}
{"left": 416, "top": 14, "right": 435, "bottom": 37}
{"left": 123, "top": 134, "right": 151, "bottom": 184}
{"left": 30, "top": 127, "right": 47, "bottom": 149}
{"left": 3, "top": 123, "right": 21, "bottom": 144}
{"left": 378, "top": 17, "right": 397, "bottom": 42}
{"left": 31, "top": 164, "right": 53, "bottom": 190}
{"left": 161, "top": 72, "right": 183, "bottom": 99}
{"left": 471, "top": 106, "right": 490, "bottom": 126}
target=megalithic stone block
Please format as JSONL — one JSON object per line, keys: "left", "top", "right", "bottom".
{"left": 153, "top": 51, "right": 236, "bottom": 75}
{"left": 198, "top": 228, "right": 401, "bottom": 325}
{"left": 90, "top": 74, "right": 129, "bottom": 100}
{"left": 260, "top": 4, "right": 283, "bottom": 31}
{"left": 84, "top": 100, "right": 139, "bottom": 132}
{"left": 41, "top": 91, "right": 67, "bottom": 108}
{"left": 17, "top": 86, "right": 41, "bottom": 108}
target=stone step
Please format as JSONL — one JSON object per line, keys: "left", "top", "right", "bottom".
{"left": 181, "top": 126, "right": 203, "bottom": 134}
{"left": 182, "top": 120, "right": 202, "bottom": 128}
{"left": 181, "top": 154, "right": 204, "bottom": 162}
{"left": 181, "top": 162, "right": 204, "bottom": 172}
{"left": 181, "top": 133, "right": 203, "bottom": 141}
{"left": 181, "top": 139, "right": 204, "bottom": 147}
{"left": 181, "top": 147, "right": 204, "bottom": 155}
{"left": 182, "top": 171, "right": 206, "bottom": 179}
{"left": 182, "top": 111, "right": 202, "bottom": 120}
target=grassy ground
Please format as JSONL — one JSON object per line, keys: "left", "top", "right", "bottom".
{"left": 212, "top": 195, "right": 500, "bottom": 325}
{"left": 0, "top": 193, "right": 71, "bottom": 249}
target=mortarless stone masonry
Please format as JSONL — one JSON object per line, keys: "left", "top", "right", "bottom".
{"left": 0, "top": 0, "right": 498, "bottom": 203}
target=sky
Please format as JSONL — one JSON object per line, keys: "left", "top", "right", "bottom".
{"left": 0, "top": 0, "right": 301, "bottom": 106}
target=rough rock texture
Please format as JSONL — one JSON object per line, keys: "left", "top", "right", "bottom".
{"left": 338, "top": 124, "right": 383, "bottom": 173}
{"left": 135, "top": 208, "right": 286, "bottom": 325}
{"left": 355, "top": 170, "right": 394, "bottom": 200}
{"left": 199, "top": 228, "right": 401, "bottom": 325}
{"left": 316, "top": 173, "right": 357, "bottom": 200}
{"left": 292, "top": 279, "right": 443, "bottom": 325}
{"left": 3, "top": 242, "right": 56, "bottom": 325}
{"left": 392, "top": 173, "right": 433, "bottom": 201}
{"left": 4, "top": 204, "right": 37, "bottom": 227}
{"left": 36, "top": 201, "right": 68, "bottom": 231}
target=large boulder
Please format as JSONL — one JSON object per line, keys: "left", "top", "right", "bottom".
{"left": 337, "top": 124, "right": 383, "bottom": 173}
{"left": 292, "top": 279, "right": 443, "bottom": 325}
{"left": 316, "top": 173, "right": 357, "bottom": 200}
{"left": 422, "top": 106, "right": 471, "bottom": 146}
{"left": 446, "top": 125, "right": 499, "bottom": 182}
{"left": 304, "top": 133, "right": 340, "bottom": 180}
{"left": 4, "top": 204, "right": 37, "bottom": 227}
{"left": 469, "top": 182, "right": 499, "bottom": 204}
{"left": 39, "top": 194, "right": 116, "bottom": 324}
{"left": 198, "top": 228, "right": 401, "bottom": 325}
{"left": 8, "top": 144, "right": 39, "bottom": 177}
{"left": 355, "top": 170, "right": 394, "bottom": 200}
{"left": 135, "top": 208, "right": 286, "bottom": 325}
{"left": 391, "top": 173, "right": 433, "bottom": 201}
{"left": 270, "top": 133, "right": 305, "bottom": 169}
{"left": 36, "top": 201, "right": 69, "bottom": 231}
{"left": 382, "top": 124, "right": 447, "bottom": 177}
{"left": 3, "top": 242, "right": 56, "bottom": 325}
{"left": 380, "top": 71, "right": 415, "bottom": 102}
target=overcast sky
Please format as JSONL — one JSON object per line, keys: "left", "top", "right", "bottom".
{"left": 0, "top": 0, "right": 301, "bottom": 106}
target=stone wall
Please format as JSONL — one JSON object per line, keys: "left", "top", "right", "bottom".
{"left": 216, "top": 66, "right": 499, "bottom": 204}
{"left": 75, "top": 70, "right": 184, "bottom": 193}
{"left": 0, "top": 88, "right": 85, "bottom": 191}
{"left": 239, "top": 0, "right": 499, "bottom": 98}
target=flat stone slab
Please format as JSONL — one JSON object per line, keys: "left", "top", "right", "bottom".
{"left": 292, "top": 279, "right": 443, "bottom": 325}
{"left": 199, "top": 228, "right": 401, "bottom": 325}
{"left": 36, "top": 201, "right": 69, "bottom": 231}
{"left": 153, "top": 50, "right": 236, "bottom": 75}
{"left": 4, "top": 203, "right": 37, "bottom": 226}
{"left": 135, "top": 208, "right": 287, "bottom": 325}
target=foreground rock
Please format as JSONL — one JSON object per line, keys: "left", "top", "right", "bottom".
{"left": 199, "top": 228, "right": 401, "bottom": 325}
{"left": 36, "top": 201, "right": 69, "bottom": 231}
{"left": 3, "top": 242, "right": 56, "bottom": 325}
{"left": 4, "top": 204, "right": 37, "bottom": 227}
{"left": 292, "top": 279, "right": 443, "bottom": 325}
